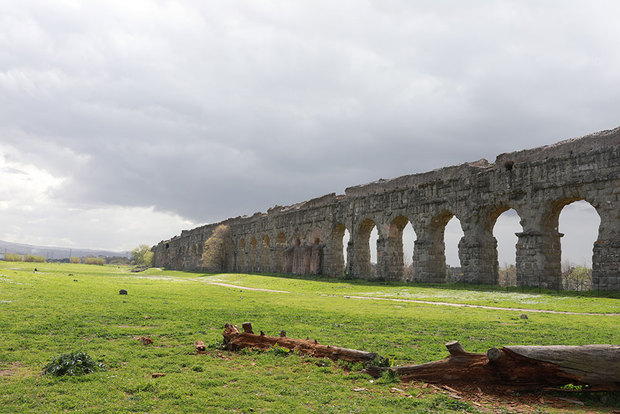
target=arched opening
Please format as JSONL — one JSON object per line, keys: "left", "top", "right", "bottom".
{"left": 228, "top": 240, "right": 235, "bottom": 271}
{"left": 291, "top": 236, "right": 303, "bottom": 274}
{"left": 386, "top": 216, "right": 417, "bottom": 281}
{"left": 331, "top": 224, "right": 350, "bottom": 276}
{"left": 261, "top": 235, "right": 271, "bottom": 272}
{"left": 249, "top": 237, "right": 258, "bottom": 272}
{"left": 558, "top": 200, "right": 599, "bottom": 291}
{"left": 275, "top": 233, "right": 286, "bottom": 273}
{"left": 403, "top": 222, "right": 416, "bottom": 281}
{"left": 239, "top": 239, "right": 247, "bottom": 272}
{"left": 343, "top": 228, "right": 350, "bottom": 274}
{"left": 493, "top": 208, "right": 522, "bottom": 287}
{"left": 353, "top": 218, "right": 378, "bottom": 278}
{"left": 444, "top": 216, "right": 464, "bottom": 281}
{"left": 309, "top": 237, "right": 323, "bottom": 274}
{"left": 429, "top": 211, "right": 463, "bottom": 283}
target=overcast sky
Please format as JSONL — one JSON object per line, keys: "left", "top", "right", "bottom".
{"left": 1, "top": 1, "right": 616, "bottom": 265}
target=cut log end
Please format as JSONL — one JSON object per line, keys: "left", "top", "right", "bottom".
{"left": 242, "top": 322, "right": 254, "bottom": 334}
{"left": 446, "top": 341, "right": 467, "bottom": 356}
{"left": 487, "top": 347, "right": 503, "bottom": 362}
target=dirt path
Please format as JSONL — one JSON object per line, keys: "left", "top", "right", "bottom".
{"left": 344, "top": 295, "right": 620, "bottom": 316}
{"left": 198, "top": 280, "right": 290, "bottom": 293}
{"left": 200, "top": 280, "right": 619, "bottom": 316}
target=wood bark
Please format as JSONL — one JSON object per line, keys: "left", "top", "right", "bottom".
{"left": 377, "top": 342, "right": 619, "bottom": 391}
{"left": 220, "top": 323, "right": 619, "bottom": 390}
{"left": 222, "top": 323, "right": 378, "bottom": 363}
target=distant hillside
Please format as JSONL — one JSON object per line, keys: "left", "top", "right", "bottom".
{"left": 0, "top": 240, "right": 130, "bottom": 260}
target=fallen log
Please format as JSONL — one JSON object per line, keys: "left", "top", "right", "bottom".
{"left": 369, "top": 341, "right": 619, "bottom": 391}
{"left": 222, "top": 323, "right": 378, "bottom": 363}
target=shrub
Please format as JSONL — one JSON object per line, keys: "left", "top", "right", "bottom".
{"left": 3, "top": 253, "right": 23, "bottom": 262}
{"left": 70, "top": 257, "right": 81, "bottom": 264}
{"left": 42, "top": 351, "right": 106, "bottom": 376}
{"left": 562, "top": 264, "right": 592, "bottom": 291}
{"left": 24, "top": 254, "right": 46, "bottom": 263}
{"left": 498, "top": 264, "right": 517, "bottom": 287}
{"left": 83, "top": 257, "right": 105, "bottom": 266}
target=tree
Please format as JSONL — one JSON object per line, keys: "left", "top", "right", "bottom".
{"left": 83, "top": 257, "right": 105, "bottom": 265}
{"left": 201, "top": 225, "right": 231, "bottom": 272}
{"left": 131, "top": 245, "right": 154, "bottom": 267}
{"left": 563, "top": 264, "right": 592, "bottom": 291}
{"left": 24, "top": 254, "right": 46, "bottom": 263}
{"left": 70, "top": 257, "right": 81, "bottom": 264}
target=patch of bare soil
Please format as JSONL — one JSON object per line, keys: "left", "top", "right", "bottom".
{"left": 400, "top": 382, "right": 617, "bottom": 413}
{"left": 0, "top": 362, "right": 22, "bottom": 377}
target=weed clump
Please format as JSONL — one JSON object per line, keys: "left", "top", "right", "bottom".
{"left": 42, "top": 351, "right": 106, "bottom": 377}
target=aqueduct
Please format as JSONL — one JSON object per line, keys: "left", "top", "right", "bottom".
{"left": 153, "top": 127, "right": 620, "bottom": 290}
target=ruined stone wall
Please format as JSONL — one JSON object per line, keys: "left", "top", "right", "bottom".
{"left": 153, "top": 127, "right": 620, "bottom": 290}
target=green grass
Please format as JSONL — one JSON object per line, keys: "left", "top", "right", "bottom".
{"left": 0, "top": 261, "right": 618, "bottom": 413}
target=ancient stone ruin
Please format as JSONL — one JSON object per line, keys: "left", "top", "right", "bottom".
{"left": 153, "top": 127, "right": 620, "bottom": 291}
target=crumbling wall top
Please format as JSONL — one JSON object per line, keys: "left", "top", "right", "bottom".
{"left": 494, "top": 126, "right": 620, "bottom": 166}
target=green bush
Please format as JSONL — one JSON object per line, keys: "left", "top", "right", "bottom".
{"left": 42, "top": 351, "right": 106, "bottom": 376}
{"left": 3, "top": 253, "right": 23, "bottom": 262}
{"left": 70, "top": 257, "right": 81, "bottom": 264}
{"left": 83, "top": 257, "right": 105, "bottom": 266}
{"left": 24, "top": 254, "right": 46, "bottom": 263}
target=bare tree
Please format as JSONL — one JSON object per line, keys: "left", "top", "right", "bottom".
{"left": 498, "top": 263, "right": 516, "bottom": 287}
{"left": 201, "top": 225, "right": 231, "bottom": 272}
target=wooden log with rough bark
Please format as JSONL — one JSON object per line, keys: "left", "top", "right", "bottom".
{"left": 222, "top": 323, "right": 378, "bottom": 363}
{"left": 370, "top": 341, "right": 619, "bottom": 391}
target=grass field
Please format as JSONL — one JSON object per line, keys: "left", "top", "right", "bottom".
{"left": 0, "top": 261, "right": 618, "bottom": 413}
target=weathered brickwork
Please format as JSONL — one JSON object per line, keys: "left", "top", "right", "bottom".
{"left": 153, "top": 127, "right": 620, "bottom": 290}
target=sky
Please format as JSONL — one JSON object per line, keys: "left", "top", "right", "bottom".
{"left": 0, "top": 1, "right": 616, "bottom": 265}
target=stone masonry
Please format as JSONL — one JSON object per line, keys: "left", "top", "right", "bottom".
{"left": 153, "top": 127, "right": 620, "bottom": 290}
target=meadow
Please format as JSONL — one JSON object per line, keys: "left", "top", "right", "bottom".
{"left": 0, "top": 261, "right": 618, "bottom": 413}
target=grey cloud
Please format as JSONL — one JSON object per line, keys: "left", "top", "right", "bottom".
{"left": 1, "top": 0, "right": 619, "bottom": 231}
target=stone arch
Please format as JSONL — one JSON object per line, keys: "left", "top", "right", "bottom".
{"left": 309, "top": 235, "right": 324, "bottom": 275}
{"left": 249, "top": 237, "right": 258, "bottom": 272}
{"left": 239, "top": 238, "right": 247, "bottom": 272}
{"left": 414, "top": 210, "right": 461, "bottom": 283}
{"left": 483, "top": 205, "right": 523, "bottom": 286}
{"left": 517, "top": 196, "right": 601, "bottom": 290}
{"left": 290, "top": 235, "right": 305, "bottom": 274}
{"left": 352, "top": 218, "right": 379, "bottom": 279}
{"left": 274, "top": 233, "right": 287, "bottom": 273}
{"left": 228, "top": 239, "right": 235, "bottom": 271}
{"left": 261, "top": 235, "right": 271, "bottom": 272}
{"left": 329, "top": 223, "right": 349, "bottom": 276}
{"left": 384, "top": 215, "right": 417, "bottom": 281}
{"left": 557, "top": 199, "right": 600, "bottom": 290}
